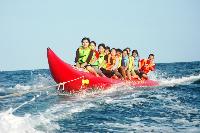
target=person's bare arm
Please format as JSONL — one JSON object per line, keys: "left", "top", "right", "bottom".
{"left": 74, "top": 48, "right": 79, "bottom": 63}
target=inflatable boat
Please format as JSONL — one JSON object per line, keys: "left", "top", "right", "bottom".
{"left": 47, "top": 48, "right": 159, "bottom": 92}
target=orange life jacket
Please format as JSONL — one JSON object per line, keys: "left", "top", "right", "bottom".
{"left": 106, "top": 54, "right": 116, "bottom": 70}
{"left": 140, "top": 59, "right": 155, "bottom": 74}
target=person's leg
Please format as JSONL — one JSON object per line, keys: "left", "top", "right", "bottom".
{"left": 118, "top": 67, "right": 122, "bottom": 76}
{"left": 130, "top": 70, "right": 139, "bottom": 79}
{"left": 126, "top": 70, "right": 131, "bottom": 80}
{"left": 134, "top": 70, "right": 140, "bottom": 76}
{"left": 141, "top": 73, "right": 148, "bottom": 79}
{"left": 130, "top": 69, "right": 136, "bottom": 76}
{"left": 86, "top": 66, "right": 99, "bottom": 77}
{"left": 100, "top": 68, "right": 114, "bottom": 78}
{"left": 76, "top": 62, "right": 81, "bottom": 68}
{"left": 93, "top": 66, "right": 106, "bottom": 77}
{"left": 119, "top": 67, "right": 126, "bottom": 79}
{"left": 114, "top": 69, "right": 123, "bottom": 79}
{"left": 137, "top": 70, "right": 148, "bottom": 80}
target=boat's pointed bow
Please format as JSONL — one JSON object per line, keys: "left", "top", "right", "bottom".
{"left": 47, "top": 48, "right": 85, "bottom": 92}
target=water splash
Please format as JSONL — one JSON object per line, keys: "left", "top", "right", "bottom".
{"left": 158, "top": 74, "right": 200, "bottom": 87}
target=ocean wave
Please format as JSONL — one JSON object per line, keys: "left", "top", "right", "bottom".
{"left": 158, "top": 74, "right": 200, "bottom": 87}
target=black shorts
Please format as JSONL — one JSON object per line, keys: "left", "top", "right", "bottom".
{"left": 100, "top": 68, "right": 114, "bottom": 78}
{"left": 137, "top": 70, "right": 146, "bottom": 78}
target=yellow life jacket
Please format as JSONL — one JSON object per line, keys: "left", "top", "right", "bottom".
{"left": 117, "top": 55, "right": 122, "bottom": 68}
{"left": 98, "top": 53, "right": 106, "bottom": 68}
{"left": 78, "top": 46, "right": 91, "bottom": 64}
{"left": 98, "top": 53, "right": 105, "bottom": 64}
{"left": 128, "top": 56, "right": 134, "bottom": 70}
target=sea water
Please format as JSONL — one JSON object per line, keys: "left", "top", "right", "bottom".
{"left": 0, "top": 61, "right": 200, "bottom": 133}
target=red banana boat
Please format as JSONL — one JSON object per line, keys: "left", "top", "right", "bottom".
{"left": 47, "top": 48, "right": 159, "bottom": 92}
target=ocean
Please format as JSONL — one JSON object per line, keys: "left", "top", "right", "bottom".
{"left": 0, "top": 61, "right": 200, "bottom": 133}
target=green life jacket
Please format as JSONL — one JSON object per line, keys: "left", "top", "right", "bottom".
{"left": 78, "top": 46, "right": 91, "bottom": 64}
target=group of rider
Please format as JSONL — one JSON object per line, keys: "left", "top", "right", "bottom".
{"left": 75, "top": 37, "right": 155, "bottom": 80}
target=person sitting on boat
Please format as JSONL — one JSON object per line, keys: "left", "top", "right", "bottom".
{"left": 115, "top": 48, "right": 123, "bottom": 77}
{"left": 116, "top": 48, "right": 123, "bottom": 68}
{"left": 87, "top": 42, "right": 105, "bottom": 77}
{"left": 98, "top": 45, "right": 113, "bottom": 78}
{"left": 75, "top": 37, "right": 93, "bottom": 68}
{"left": 127, "top": 50, "right": 141, "bottom": 80}
{"left": 105, "top": 48, "right": 123, "bottom": 78}
{"left": 105, "top": 46, "right": 111, "bottom": 55}
{"left": 98, "top": 43, "right": 107, "bottom": 69}
{"left": 104, "top": 46, "right": 111, "bottom": 63}
{"left": 119, "top": 49, "right": 130, "bottom": 79}
{"left": 74, "top": 38, "right": 99, "bottom": 76}
{"left": 116, "top": 48, "right": 122, "bottom": 69}
{"left": 125, "top": 47, "right": 131, "bottom": 56}
{"left": 139, "top": 54, "right": 156, "bottom": 79}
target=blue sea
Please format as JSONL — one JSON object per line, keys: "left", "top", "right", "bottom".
{"left": 0, "top": 61, "right": 200, "bottom": 133}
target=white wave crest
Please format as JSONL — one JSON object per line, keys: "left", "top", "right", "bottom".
{"left": 0, "top": 110, "right": 40, "bottom": 133}
{"left": 158, "top": 74, "right": 200, "bottom": 87}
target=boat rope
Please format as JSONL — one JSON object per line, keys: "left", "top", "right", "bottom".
{"left": 10, "top": 95, "right": 38, "bottom": 114}
{"left": 0, "top": 76, "right": 85, "bottom": 99}
{"left": 57, "top": 76, "right": 85, "bottom": 91}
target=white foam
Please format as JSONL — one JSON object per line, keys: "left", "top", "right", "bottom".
{"left": 1, "top": 72, "right": 200, "bottom": 132}
{"left": 15, "top": 84, "right": 31, "bottom": 90}
{"left": 0, "top": 107, "right": 60, "bottom": 133}
{"left": 43, "top": 100, "right": 97, "bottom": 121}
{"left": 0, "top": 110, "right": 40, "bottom": 133}
{"left": 159, "top": 74, "right": 200, "bottom": 87}
{"left": 0, "top": 74, "right": 56, "bottom": 99}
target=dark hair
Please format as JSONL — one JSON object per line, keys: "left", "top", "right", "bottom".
{"left": 111, "top": 48, "right": 116, "bottom": 51}
{"left": 81, "top": 37, "right": 90, "bottom": 43}
{"left": 123, "top": 49, "right": 128, "bottom": 53}
{"left": 132, "top": 50, "right": 139, "bottom": 56}
{"left": 125, "top": 47, "right": 131, "bottom": 52}
{"left": 98, "top": 43, "right": 105, "bottom": 49}
{"left": 116, "top": 48, "right": 122, "bottom": 53}
{"left": 149, "top": 54, "right": 155, "bottom": 57}
{"left": 90, "top": 41, "right": 96, "bottom": 46}
{"left": 105, "top": 46, "right": 110, "bottom": 50}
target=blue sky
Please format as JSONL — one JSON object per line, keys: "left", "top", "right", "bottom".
{"left": 0, "top": 0, "right": 200, "bottom": 71}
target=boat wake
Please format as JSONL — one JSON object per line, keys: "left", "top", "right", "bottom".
{"left": 0, "top": 71, "right": 200, "bottom": 132}
{"left": 158, "top": 74, "right": 200, "bottom": 87}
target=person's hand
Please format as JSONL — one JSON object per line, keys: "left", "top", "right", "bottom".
{"left": 80, "top": 62, "right": 87, "bottom": 68}
{"left": 125, "top": 66, "right": 128, "bottom": 70}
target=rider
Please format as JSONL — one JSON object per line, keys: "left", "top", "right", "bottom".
{"left": 119, "top": 49, "right": 130, "bottom": 79}
{"left": 104, "top": 46, "right": 111, "bottom": 63}
{"left": 125, "top": 47, "right": 131, "bottom": 56}
{"left": 85, "top": 41, "right": 101, "bottom": 76}
{"left": 75, "top": 37, "right": 93, "bottom": 68}
{"left": 106, "top": 48, "right": 123, "bottom": 79}
{"left": 116, "top": 48, "right": 122, "bottom": 69}
{"left": 139, "top": 54, "right": 155, "bottom": 79}
{"left": 127, "top": 50, "right": 140, "bottom": 79}
{"left": 98, "top": 43, "right": 106, "bottom": 69}
{"left": 88, "top": 41, "right": 99, "bottom": 66}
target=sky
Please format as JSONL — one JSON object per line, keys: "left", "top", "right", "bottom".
{"left": 0, "top": 0, "right": 200, "bottom": 71}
